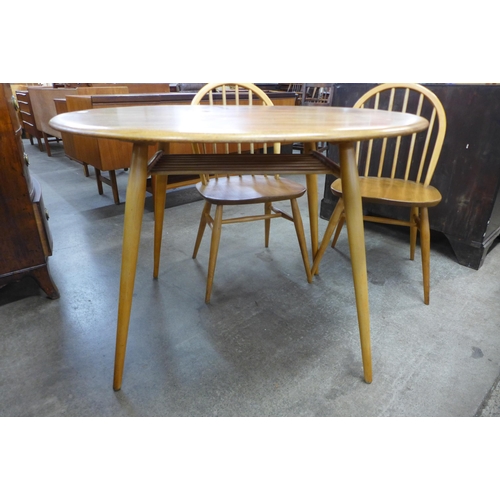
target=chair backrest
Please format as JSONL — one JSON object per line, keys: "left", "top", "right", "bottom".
{"left": 287, "top": 83, "right": 303, "bottom": 92}
{"left": 287, "top": 83, "right": 303, "bottom": 104}
{"left": 191, "top": 83, "right": 280, "bottom": 183}
{"left": 191, "top": 83, "right": 277, "bottom": 154}
{"left": 301, "top": 83, "right": 334, "bottom": 106}
{"left": 353, "top": 83, "right": 446, "bottom": 186}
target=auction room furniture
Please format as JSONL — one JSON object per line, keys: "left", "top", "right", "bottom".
{"left": 88, "top": 83, "right": 173, "bottom": 93}
{"left": 286, "top": 83, "right": 303, "bottom": 104}
{"left": 76, "top": 86, "right": 129, "bottom": 96}
{"left": 15, "top": 88, "right": 45, "bottom": 151}
{"left": 62, "top": 86, "right": 130, "bottom": 178}
{"left": 312, "top": 84, "right": 446, "bottom": 305}
{"left": 61, "top": 90, "right": 297, "bottom": 204}
{"left": 151, "top": 83, "right": 313, "bottom": 304}
{"left": 27, "top": 86, "right": 79, "bottom": 156}
{"left": 293, "top": 84, "right": 334, "bottom": 154}
{"left": 301, "top": 84, "right": 334, "bottom": 106}
{"left": 0, "top": 84, "right": 59, "bottom": 299}
{"left": 49, "top": 104, "right": 428, "bottom": 390}
{"left": 320, "top": 83, "right": 500, "bottom": 270}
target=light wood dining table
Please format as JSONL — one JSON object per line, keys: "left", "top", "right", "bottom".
{"left": 50, "top": 105, "right": 429, "bottom": 390}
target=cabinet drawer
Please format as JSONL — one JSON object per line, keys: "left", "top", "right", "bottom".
{"left": 31, "top": 175, "right": 53, "bottom": 257}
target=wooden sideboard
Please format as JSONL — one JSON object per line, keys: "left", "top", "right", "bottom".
{"left": 86, "top": 83, "right": 173, "bottom": 93}
{"left": 26, "top": 86, "right": 79, "bottom": 156}
{"left": 15, "top": 89, "right": 45, "bottom": 151}
{"left": 320, "top": 83, "right": 500, "bottom": 270}
{"left": 0, "top": 84, "right": 59, "bottom": 298}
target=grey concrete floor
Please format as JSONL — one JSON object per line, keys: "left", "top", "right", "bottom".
{"left": 1, "top": 139, "right": 500, "bottom": 417}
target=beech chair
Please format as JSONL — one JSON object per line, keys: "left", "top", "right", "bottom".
{"left": 311, "top": 83, "right": 447, "bottom": 305}
{"left": 152, "top": 82, "right": 313, "bottom": 303}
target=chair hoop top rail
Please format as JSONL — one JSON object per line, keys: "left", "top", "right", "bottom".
{"left": 353, "top": 83, "right": 446, "bottom": 187}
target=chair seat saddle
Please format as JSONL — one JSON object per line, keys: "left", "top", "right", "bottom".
{"left": 331, "top": 177, "right": 442, "bottom": 207}
{"left": 198, "top": 175, "right": 307, "bottom": 205}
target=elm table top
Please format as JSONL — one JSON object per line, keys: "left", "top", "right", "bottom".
{"left": 50, "top": 105, "right": 428, "bottom": 144}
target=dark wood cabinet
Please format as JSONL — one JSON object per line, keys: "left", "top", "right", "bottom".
{"left": 0, "top": 83, "right": 59, "bottom": 298}
{"left": 320, "top": 83, "right": 500, "bottom": 269}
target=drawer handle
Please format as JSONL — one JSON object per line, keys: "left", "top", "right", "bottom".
{"left": 11, "top": 95, "right": 19, "bottom": 111}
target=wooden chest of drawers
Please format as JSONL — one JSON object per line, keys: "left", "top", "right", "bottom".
{"left": 0, "top": 83, "right": 59, "bottom": 298}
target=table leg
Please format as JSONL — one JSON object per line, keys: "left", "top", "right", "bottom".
{"left": 153, "top": 175, "right": 168, "bottom": 278}
{"left": 153, "top": 143, "right": 170, "bottom": 278}
{"left": 113, "top": 143, "right": 149, "bottom": 391}
{"left": 306, "top": 173, "right": 318, "bottom": 256}
{"left": 338, "top": 142, "right": 372, "bottom": 384}
{"left": 303, "top": 142, "right": 319, "bottom": 260}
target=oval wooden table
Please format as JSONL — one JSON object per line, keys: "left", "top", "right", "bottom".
{"left": 50, "top": 105, "right": 429, "bottom": 390}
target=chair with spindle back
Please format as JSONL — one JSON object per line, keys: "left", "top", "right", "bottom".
{"left": 294, "top": 83, "right": 334, "bottom": 153}
{"left": 301, "top": 83, "right": 334, "bottom": 106}
{"left": 286, "top": 83, "right": 303, "bottom": 104}
{"left": 152, "top": 82, "right": 313, "bottom": 303}
{"left": 311, "top": 83, "right": 447, "bottom": 304}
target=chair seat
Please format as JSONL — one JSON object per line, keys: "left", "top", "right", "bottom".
{"left": 197, "top": 175, "right": 307, "bottom": 205}
{"left": 331, "top": 177, "right": 442, "bottom": 207}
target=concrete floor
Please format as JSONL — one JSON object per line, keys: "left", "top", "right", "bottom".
{"left": 1, "top": 139, "right": 500, "bottom": 417}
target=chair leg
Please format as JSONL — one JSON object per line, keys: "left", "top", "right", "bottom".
{"left": 420, "top": 207, "right": 431, "bottom": 305}
{"left": 331, "top": 213, "right": 345, "bottom": 248}
{"left": 311, "top": 198, "right": 344, "bottom": 275}
{"left": 264, "top": 202, "right": 272, "bottom": 247}
{"left": 109, "top": 170, "right": 120, "bottom": 205}
{"left": 205, "top": 204, "right": 223, "bottom": 303}
{"left": 83, "top": 162, "right": 90, "bottom": 178}
{"left": 290, "top": 199, "right": 313, "bottom": 283}
{"left": 193, "top": 201, "right": 212, "bottom": 259}
{"left": 42, "top": 132, "right": 51, "bottom": 157}
{"left": 410, "top": 207, "right": 419, "bottom": 260}
{"left": 95, "top": 167, "right": 104, "bottom": 195}
{"left": 153, "top": 175, "right": 168, "bottom": 279}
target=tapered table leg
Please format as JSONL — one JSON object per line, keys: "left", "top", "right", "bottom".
{"left": 113, "top": 143, "right": 149, "bottom": 391}
{"left": 153, "top": 175, "right": 168, "bottom": 279}
{"left": 153, "top": 143, "right": 171, "bottom": 279}
{"left": 304, "top": 142, "right": 319, "bottom": 259}
{"left": 338, "top": 142, "right": 372, "bottom": 384}
{"left": 306, "top": 173, "right": 318, "bottom": 257}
